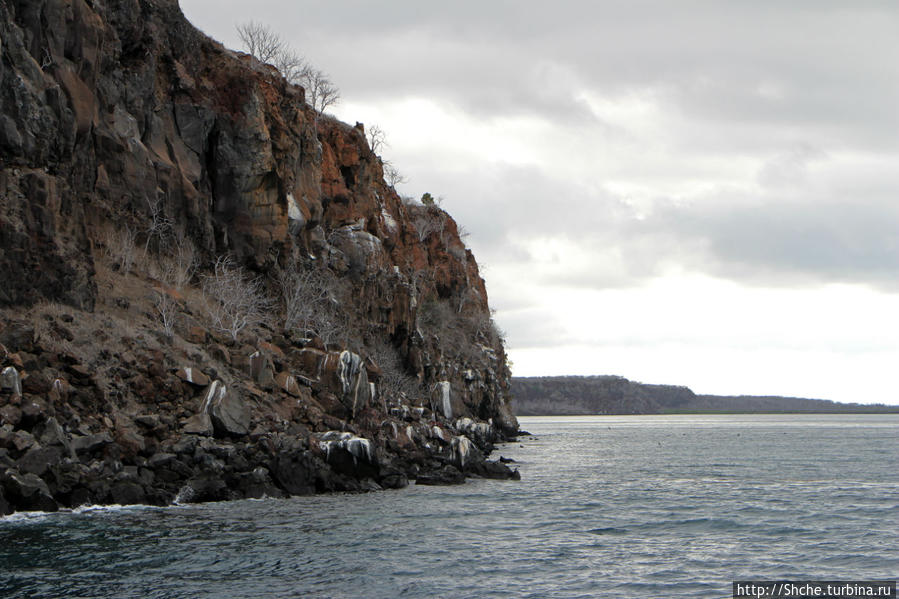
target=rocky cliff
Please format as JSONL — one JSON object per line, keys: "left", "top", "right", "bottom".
{"left": 0, "top": 0, "right": 518, "bottom": 515}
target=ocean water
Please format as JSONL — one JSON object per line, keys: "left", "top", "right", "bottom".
{"left": 2, "top": 414, "right": 896, "bottom": 598}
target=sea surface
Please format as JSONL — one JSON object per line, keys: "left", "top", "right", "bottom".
{"left": 2, "top": 414, "right": 897, "bottom": 598}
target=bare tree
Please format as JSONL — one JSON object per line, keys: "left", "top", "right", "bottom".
{"left": 202, "top": 256, "right": 271, "bottom": 342}
{"left": 273, "top": 47, "right": 310, "bottom": 85}
{"left": 300, "top": 67, "right": 340, "bottom": 114}
{"left": 236, "top": 21, "right": 340, "bottom": 114}
{"left": 236, "top": 21, "right": 285, "bottom": 64}
{"left": 367, "top": 125, "right": 387, "bottom": 154}
{"left": 383, "top": 161, "right": 407, "bottom": 187}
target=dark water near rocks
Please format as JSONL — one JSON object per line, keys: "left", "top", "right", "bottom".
{"left": 2, "top": 414, "right": 897, "bottom": 598}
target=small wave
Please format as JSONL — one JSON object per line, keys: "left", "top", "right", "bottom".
{"left": 0, "top": 510, "right": 58, "bottom": 524}
{"left": 71, "top": 503, "right": 160, "bottom": 515}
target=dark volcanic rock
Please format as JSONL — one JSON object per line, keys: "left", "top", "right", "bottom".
{"left": 379, "top": 473, "right": 409, "bottom": 489}
{"left": 110, "top": 481, "right": 146, "bottom": 505}
{"left": 16, "top": 446, "right": 63, "bottom": 477}
{"left": 270, "top": 450, "right": 318, "bottom": 496}
{"left": 230, "top": 466, "right": 286, "bottom": 500}
{"left": 469, "top": 459, "right": 520, "bottom": 480}
{"left": 0, "top": 486, "right": 11, "bottom": 516}
{"left": 204, "top": 381, "right": 250, "bottom": 438}
{"left": 2, "top": 469, "right": 59, "bottom": 512}
{"left": 415, "top": 465, "right": 465, "bottom": 486}
{"left": 179, "top": 473, "right": 230, "bottom": 503}
{"left": 71, "top": 432, "right": 113, "bottom": 456}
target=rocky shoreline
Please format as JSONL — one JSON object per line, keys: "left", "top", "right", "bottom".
{"left": 1, "top": 318, "right": 519, "bottom": 517}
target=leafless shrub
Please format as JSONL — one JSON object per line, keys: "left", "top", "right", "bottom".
{"left": 417, "top": 299, "right": 456, "bottom": 335}
{"left": 159, "top": 233, "right": 198, "bottom": 290}
{"left": 152, "top": 290, "right": 178, "bottom": 338}
{"left": 104, "top": 226, "right": 137, "bottom": 273}
{"left": 202, "top": 256, "right": 271, "bottom": 342}
{"left": 143, "top": 194, "right": 173, "bottom": 254}
{"left": 278, "top": 262, "right": 332, "bottom": 333}
{"left": 410, "top": 206, "right": 445, "bottom": 243}
{"left": 370, "top": 342, "right": 422, "bottom": 405}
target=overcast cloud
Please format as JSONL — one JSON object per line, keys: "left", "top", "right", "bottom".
{"left": 181, "top": 1, "right": 899, "bottom": 403}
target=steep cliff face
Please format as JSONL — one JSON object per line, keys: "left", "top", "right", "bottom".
{"left": 0, "top": 0, "right": 517, "bottom": 515}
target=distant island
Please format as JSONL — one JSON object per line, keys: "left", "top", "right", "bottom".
{"left": 511, "top": 376, "right": 899, "bottom": 415}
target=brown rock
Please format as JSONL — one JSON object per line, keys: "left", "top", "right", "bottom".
{"left": 208, "top": 344, "right": 230, "bottom": 364}
{"left": 186, "top": 326, "right": 207, "bottom": 344}
{"left": 114, "top": 415, "right": 145, "bottom": 457}
{"left": 175, "top": 367, "right": 211, "bottom": 387}
{"left": 258, "top": 341, "right": 285, "bottom": 360}
{"left": 0, "top": 406, "right": 22, "bottom": 428}
{"left": 67, "top": 364, "right": 91, "bottom": 381}
{"left": 275, "top": 372, "right": 302, "bottom": 397}
{"left": 183, "top": 412, "right": 213, "bottom": 436}
{"left": 49, "top": 378, "right": 72, "bottom": 402}
{"left": 248, "top": 351, "right": 275, "bottom": 390}
{"left": 22, "top": 370, "right": 53, "bottom": 395}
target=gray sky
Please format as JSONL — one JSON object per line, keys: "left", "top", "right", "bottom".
{"left": 180, "top": 1, "right": 899, "bottom": 404}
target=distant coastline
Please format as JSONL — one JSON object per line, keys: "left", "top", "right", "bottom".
{"left": 511, "top": 375, "right": 899, "bottom": 416}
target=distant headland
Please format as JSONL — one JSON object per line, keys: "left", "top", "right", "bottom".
{"left": 511, "top": 375, "right": 899, "bottom": 415}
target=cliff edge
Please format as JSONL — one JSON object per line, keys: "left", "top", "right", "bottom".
{"left": 0, "top": 0, "right": 518, "bottom": 515}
